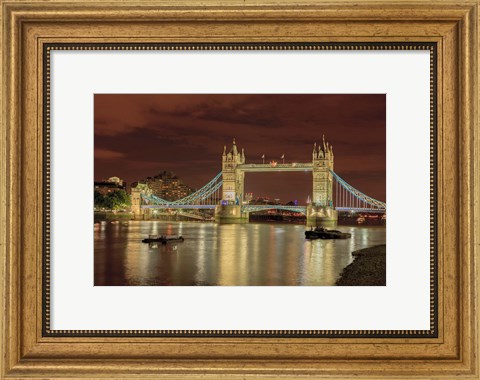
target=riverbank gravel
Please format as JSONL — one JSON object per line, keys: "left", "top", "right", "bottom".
{"left": 336, "top": 244, "right": 386, "bottom": 286}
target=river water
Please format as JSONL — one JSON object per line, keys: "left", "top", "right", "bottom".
{"left": 94, "top": 221, "right": 386, "bottom": 286}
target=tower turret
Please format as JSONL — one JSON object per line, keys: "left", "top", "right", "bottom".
{"left": 318, "top": 145, "right": 324, "bottom": 159}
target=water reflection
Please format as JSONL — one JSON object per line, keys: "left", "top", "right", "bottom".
{"left": 94, "top": 222, "right": 386, "bottom": 286}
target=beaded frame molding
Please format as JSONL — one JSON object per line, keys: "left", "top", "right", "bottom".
{"left": 43, "top": 42, "right": 437, "bottom": 338}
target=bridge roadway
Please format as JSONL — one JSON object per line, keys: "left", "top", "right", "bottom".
{"left": 242, "top": 205, "right": 307, "bottom": 213}
{"left": 236, "top": 163, "right": 313, "bottom": 172}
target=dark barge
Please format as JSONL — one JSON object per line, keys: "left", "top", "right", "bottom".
{"left": 305, "top": 227, "right": 351, "bottom": 240}
{"left": 142, "top": 235, "right": 185, "bottom": 244}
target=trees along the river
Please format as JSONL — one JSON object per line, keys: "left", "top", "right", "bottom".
{"left": 94, "top": 190, "right": 131, "bottom": 210}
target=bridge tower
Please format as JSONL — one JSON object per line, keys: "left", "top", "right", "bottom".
{"left": 220, "top": 138, "right": 245, "bottom": 204}
{"left": 131, "top": 183, "right": 152, "bottom": 220}
{"left": 307, "top": 136, "right": 338, "bottom": 227}
{"left": 215, "top": 139, "right": 249, "bottom": 223}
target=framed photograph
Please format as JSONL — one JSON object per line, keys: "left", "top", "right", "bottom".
{"left": 1, "top": 0, "right": 478, "bottom": 378}
{"left": 93, "top": 93, "right": 387, "bottom": 288}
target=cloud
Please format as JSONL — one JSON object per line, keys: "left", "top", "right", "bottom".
{"left": 94, "top": 148, "right": 125, "bottom": 160}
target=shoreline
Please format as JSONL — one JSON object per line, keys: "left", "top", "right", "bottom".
{"left": 336, "top": 244, "right": 386, "bottom": 286}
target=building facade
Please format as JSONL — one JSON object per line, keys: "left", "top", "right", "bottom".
{"left": 132, "top": 171, "right": 194, "bottom": 201}
{"left": 94, "top": 176, "right": 126, "bottom": 195}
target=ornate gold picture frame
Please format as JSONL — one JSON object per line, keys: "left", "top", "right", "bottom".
{"left": 1, "top": 0, "right": 478, "bottom": 378}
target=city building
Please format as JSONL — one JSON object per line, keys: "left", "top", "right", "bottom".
{"left": 250, "top": 196, "right": 273, "bottom": 205}
{"left": 132, "top": 171, "right": 194, "bottom": 201}
{"left": 94, "top": 176, "right": 126, "bottom": 195}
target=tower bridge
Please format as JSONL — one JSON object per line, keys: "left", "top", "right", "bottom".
{"left": 132, "top": 138, "right": 386, "bottom": 227}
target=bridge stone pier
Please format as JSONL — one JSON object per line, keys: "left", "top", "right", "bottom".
{"left": 215, "top": 137, "right": 338, "bottom": 227}
{"left": 214, "top": 204, "right": 249, "bottom": 223}
{"left": 306, "top": 205, "right": 337, "bottom": 228}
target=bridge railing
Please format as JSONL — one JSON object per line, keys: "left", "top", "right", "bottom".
{"left": 243, "top": 205, "right": 307, "bottom": 214}
{"left": 330, "top": 170, "right": 386, "bottom": 211}
{"left": 237, "top": 163, "right": 313, "bottom": 169}
{"left": 141, "top": 172, "right": 223, "bottom": 206}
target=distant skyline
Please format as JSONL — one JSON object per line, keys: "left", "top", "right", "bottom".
{"left": 94, "top": 94, "right": 386, "bottom": 203}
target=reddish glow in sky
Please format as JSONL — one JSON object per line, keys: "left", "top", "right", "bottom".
{"left": 94, "top": 94, "right": 386, "bottom": 203}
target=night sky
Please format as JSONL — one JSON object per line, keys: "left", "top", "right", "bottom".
{"left": 94, "top": 94, "right": 386, "bottom": 203}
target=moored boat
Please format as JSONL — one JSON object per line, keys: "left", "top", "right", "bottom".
{"left": 142, "top": 234, "right": 185, "bottom": 244}
{"left": 305, "top": 227, "right": 351, "bottom": 240}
